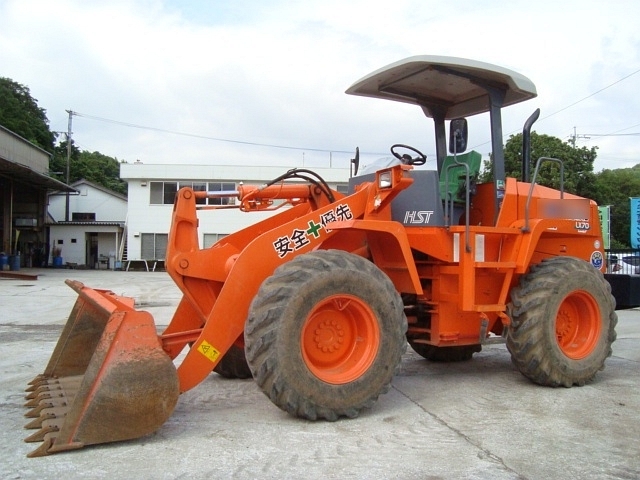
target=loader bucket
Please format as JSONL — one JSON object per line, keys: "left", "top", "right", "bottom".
{"left": 23, "top": 280, "right": 179, "bottom": 457}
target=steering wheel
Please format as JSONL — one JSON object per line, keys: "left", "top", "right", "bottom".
{"left": 390, "top": 144, "right": 427, "bottom": 166}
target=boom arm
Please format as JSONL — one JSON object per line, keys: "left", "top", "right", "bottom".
{"left": 160, "top": 164, "right": 420, "bottom": 392}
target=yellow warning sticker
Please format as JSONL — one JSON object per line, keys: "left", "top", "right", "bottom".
{"left": 197, "top": 340, "right": 221, "bottom": 363}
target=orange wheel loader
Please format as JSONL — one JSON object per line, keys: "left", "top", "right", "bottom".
{"left": 24, "top": 56, "right": 619, "bottom": 457}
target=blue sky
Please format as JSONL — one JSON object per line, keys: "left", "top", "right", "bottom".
{"left": 1, "top": 0, "right": 640, "bottom": 172}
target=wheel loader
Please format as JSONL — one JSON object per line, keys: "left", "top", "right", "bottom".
{"left": 24, "top": 55, "right": 618, "bottom": 457}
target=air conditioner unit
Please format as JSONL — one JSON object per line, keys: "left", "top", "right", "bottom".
{"left": 15, "top": 218, "right": 37, "bottom": 227}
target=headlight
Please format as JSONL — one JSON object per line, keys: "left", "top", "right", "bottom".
{"left": 378, "top": 170, "right": 392, "bottom": 189}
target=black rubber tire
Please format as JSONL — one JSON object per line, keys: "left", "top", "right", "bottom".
{"left": 213, "top": 344, "right": 252, "bottom": 379}
{"left": 409, "top": 342, "right": 481, "bottom": 362}
{"left": 506, "top": 256, "right": 617, "bottom": 387}
{"left": 244, "top": 250, "right": 407, "bottom": 421}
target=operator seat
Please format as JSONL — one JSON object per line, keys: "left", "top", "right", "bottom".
{"left": 439, "top": 150, "right": 482, "bottom": 203}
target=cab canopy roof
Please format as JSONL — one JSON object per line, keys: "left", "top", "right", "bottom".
{"left": 346, "top": 55, "right": 537, "bottom": 119}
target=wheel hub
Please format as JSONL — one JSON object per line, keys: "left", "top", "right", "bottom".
{"left": 556, "top": 309, "right": 573, "bottom": 338}
{"left": 301, "top": 294, "right": 380, "bottom": 384}
{"left": 555, "top": 291, "right": 601, "bottom": 360}
{"left": 313, "top": 319, "right": 345, "bottom": 354}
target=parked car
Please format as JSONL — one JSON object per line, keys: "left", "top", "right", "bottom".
{"left": 607, "top": 254, "right": 640, "bottom": 274}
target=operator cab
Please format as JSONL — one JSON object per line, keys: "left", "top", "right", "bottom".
{"left": 346, "top": 55, "right": 537, "bottom": 226}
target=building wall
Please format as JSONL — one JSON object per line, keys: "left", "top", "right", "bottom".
{"left": 47, "top": 180, "right": 126, "bottom": 267}
{"left": 48, "top": 182, "right": 127, "bottom": 222}
{"left": 0, "top": 125, "right": 50, "bottom": 174}
{"left": 121, "top": 163, "right": 351, "bottom": 260}
{"left": 48, "top": 224, "right": 120, "bottom": 265}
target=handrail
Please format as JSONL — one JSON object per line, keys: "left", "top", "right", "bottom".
{"left": 118, "top": 213, "right": 128, "bottom": 262}
{"left": 444, "top": 158, "right": 472, "bottom": 252}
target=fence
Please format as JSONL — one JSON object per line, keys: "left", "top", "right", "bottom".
{"left": 605, "top": 249, "right": 640, "bottom": 275}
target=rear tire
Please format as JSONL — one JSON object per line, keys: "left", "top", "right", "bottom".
{"left": 507, "top": 256, "right": 617, "bottom": 387}
{"left": 409, "top": 343, "right": 481, "bottom": 362}
{"left": 214, "top": 344, "right": 252, "bottom": 379}
{"left": 244, "top": 250, "right": 407, "bottom": 420}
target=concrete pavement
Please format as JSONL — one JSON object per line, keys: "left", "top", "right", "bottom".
{"left": 1, "top": 268, "right": 639, "bottom": 479}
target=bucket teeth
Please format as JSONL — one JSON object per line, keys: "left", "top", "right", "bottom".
{"left": 25, "top": 413, "right": 56, "bottom": 430}
{"left": 24, "top": 395, "right": 49, "bottom": 408}
{"left": 25, "top": 397, "right": 68, "bottom": 418}
{"left": 25, "top": 384, "right": 62, "bottom": 400}
{"left": 25, "top": 375, "right": 54, "bottom": 392}
{"left": 24, "top": 389, "right": 67, "bottom": 406}
{"left": 25, "top": 402, "right": 53, "bottom": 418}
{"left": 27, "top": 374, "right": 48, "bottom": 387}
{"left": 24, "top": 425, "right": 59, "bottom": 443}
{"left": 26, "top": 438, "right": 55, "bottom": 459}
{"left": 23, "top": 375, "right": 80, "bottom": 455}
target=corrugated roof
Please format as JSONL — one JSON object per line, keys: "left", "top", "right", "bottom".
{"left": 46, "top": 220, "right": 124, "bottom": 227}
{"left": 0, "top": 157, "right": 76, "bottom": 192}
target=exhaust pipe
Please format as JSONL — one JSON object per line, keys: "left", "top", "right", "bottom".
{"left": 522, "top": 108, "right": 540, "bottom": 183}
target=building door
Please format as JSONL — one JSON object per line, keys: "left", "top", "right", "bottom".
{"left": 86, "top": 232, "right": 98, "bottom": 269}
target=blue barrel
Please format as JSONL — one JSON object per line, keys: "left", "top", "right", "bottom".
{"left": 0, "top": 253, "right": 7, "bottom": 270}
{"left": 53, "top": 257, "right": 64, "bottom": 267}
{"left": 9, "top": 254, "right": 20, "bottom": 271}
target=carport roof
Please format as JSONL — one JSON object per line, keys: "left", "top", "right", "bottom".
{"left": 0, "top": 157, "right": 76, "bottom": 192}
{"left": 46, "top": 221, "right": 124, "bottom": 226}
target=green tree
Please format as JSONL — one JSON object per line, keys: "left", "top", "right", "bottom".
{"left": 50, "top": 141, "right": 127, "bottom": 195}
{"left": 592, "top": 166, "right": 640, "bottom": 248}
{"left": 480, "top": 132, "right": 598, "bottom": 197}
{"left": 0, "top": 77, "right": 56, "bottom": 152}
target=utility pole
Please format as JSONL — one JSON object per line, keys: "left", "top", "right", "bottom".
{"left": 65, "top": 110, "right": 73, "bottom": 221}
{"left": 569, "top": 126, "right": 577, "bottom": 147}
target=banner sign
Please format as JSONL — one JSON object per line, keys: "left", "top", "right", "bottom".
{"left": 631, "top": 198, "right": 640, "bottom": 249}
{"left": 598, "top": 205, "right": 610, "bottom": 250}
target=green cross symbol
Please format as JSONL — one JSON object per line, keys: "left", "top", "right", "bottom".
{"left": 306, "top": 220, "right": 322, "bottom": 238}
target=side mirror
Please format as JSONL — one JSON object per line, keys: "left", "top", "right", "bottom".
{"left": 350, "top": 147, "right": 360, "bottom": 177}
{"left": 449, "top": 118, "right": 468, "bottom": 154}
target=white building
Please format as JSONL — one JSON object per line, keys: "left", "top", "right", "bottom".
{"left": 48, "top": 179, "right": 127, "bottom": 268}
{"left": 119, "top": 162, "right": 351, "bottom": 264}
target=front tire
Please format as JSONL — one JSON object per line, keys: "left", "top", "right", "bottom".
{"left": 507, "top": 256, "right": 617, "bottom": 387}
{"left": 244, "top": 250, "right": 407, "bottom": 420}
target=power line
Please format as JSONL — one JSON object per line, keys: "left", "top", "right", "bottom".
{"left": 578, "top": 121, "right": 640, "bottom": 140}
{"left": 74, "top": 65, "right": 640, "bottom": 159}
{"left": 538, "top": 67, "right": 640, "bottom": 122}
{"left": 581, "top": 133, "right": 640, "bottom": 137}
{"left": 72, "top": 111, "right": 388, "bottom": 156}
{"left": 572, "top": 121, "right": 640, "bottom": 146}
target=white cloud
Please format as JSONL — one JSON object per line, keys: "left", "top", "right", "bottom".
{"left": 1, "top": 0, "right": 640, "bottom": 172}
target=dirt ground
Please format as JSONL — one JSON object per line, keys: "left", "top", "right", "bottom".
{"left": 1, "top": 268, "right": 639, "bottom": 479}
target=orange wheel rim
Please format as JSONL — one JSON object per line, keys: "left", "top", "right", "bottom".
{"left": 555, "top": 290, "right": 601, "bottom": 359}
{"left": 301, "top": 294, "right": 380, "bottom": 384}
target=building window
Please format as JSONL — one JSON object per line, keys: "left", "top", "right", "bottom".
{"left": 179, "top": 181, "right": 207, "bottom": 205}
{"left": 192, "top": 182, "right": 207, "bottom": 205}
{"left": 203, "top": 233, "right": 228, "bottom": 248}
{"left": 140, "top": 233, "right": 168, "bottom": 259}
{"left": 150, "top": 182, "right": 163, "bottom": 204}
{"left": 208, "top": 182, "right": 236, "bottom": 205}
{"left": 163, "top": 182, "right": 177, "bottom": 204}
{"left": 72, "top": 212, "right": 96, "bottom": 221}
{"left": 150, "top": 182, "right": 178, "bottom": 205}
{"left": 150, "top": 181, "right": 225, "bottom": 205}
